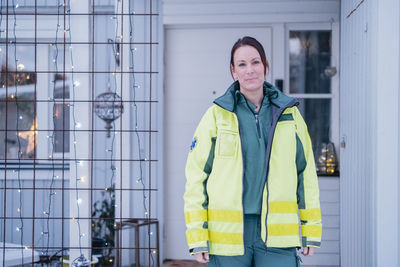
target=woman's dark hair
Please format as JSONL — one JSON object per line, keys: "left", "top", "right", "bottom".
{"left": 230, "top": 36, "right": 269, "bottom": 75}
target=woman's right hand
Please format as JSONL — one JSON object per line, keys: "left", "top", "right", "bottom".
{"left": 194, "top": 252, "right": 210, "bottom": 263}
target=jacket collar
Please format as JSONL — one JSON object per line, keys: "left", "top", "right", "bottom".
{"left": 214, "top": 80, "right": 296, "bottom": 112}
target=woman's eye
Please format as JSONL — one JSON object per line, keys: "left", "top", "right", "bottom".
{"left": 253, "top": 61, "right": 260, "bottom": 65}
{"left": 238, "top": 63, "right": 246, "bottom": 67}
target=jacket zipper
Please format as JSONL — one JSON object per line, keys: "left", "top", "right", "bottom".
{"left": 263, "top": 99, "right": 299, "bottom": 247}
{"left": 255, "top": 114, "right": 261, "bottom": 139}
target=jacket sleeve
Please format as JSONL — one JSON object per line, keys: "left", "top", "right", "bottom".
{"left": 184, "top": 106, "right": 217, "bottom": 255}
{"left": 293, "top": 107, "right": 322, "bottom": 248}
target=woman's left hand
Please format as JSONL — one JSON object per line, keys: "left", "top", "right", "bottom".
{"left": 302, "top": 247, "right": 315, "bottom": 256}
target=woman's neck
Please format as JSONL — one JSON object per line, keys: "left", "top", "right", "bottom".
{"left": 240, "top": 87, "right": 264, "bottom": 112}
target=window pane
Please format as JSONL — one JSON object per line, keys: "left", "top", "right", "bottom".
{"left": 0, "top": 97, "right": 36, "bottom": 159}
{"left": 54, "top": 104, "right": 70, "bottom": 153}
{"left": 297, "top": 98, "right": 331, "bottom": 155}
{"left": 0, "top": 45, "right": 37, "bottom": 160}
{"left": 289, "top": 31, "right": 332, "bottom": 94}
{"left": 50, "top": 41, "right": 71, "bottom": 154}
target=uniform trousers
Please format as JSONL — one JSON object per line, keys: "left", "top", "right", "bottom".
{"left": 207, "top": 214, "right": 301, "bottom": 267}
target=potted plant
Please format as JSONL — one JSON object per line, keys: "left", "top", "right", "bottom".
{"left": 92, "top": 185, "right": 115, "bottom": 266}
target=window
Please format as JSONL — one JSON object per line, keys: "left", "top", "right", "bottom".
{"left": 285, "top": 24, "right": 339, "bottom": 174}
{"left": 0, "top": 45, "right": 37, "bottom": 160}
{"left": 0, "top": 43, "right": 70, "bottom": 162}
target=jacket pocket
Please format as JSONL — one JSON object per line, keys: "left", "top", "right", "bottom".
{"left": 216, "top": 130, "right": 238, "bottom": 158}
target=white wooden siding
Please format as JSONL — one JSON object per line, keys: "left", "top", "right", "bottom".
{"left": 0, "top": 170, "right": 70, "bottom": 249}
{"left": 301, "top": 176, "right": 339, "bottom": 266}
{"left": 340, "top": 0, "right": 400, "bottom": 266}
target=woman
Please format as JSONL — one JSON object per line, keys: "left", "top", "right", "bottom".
{"left": 184, "top": 36, "right": 321, "bottom": 267}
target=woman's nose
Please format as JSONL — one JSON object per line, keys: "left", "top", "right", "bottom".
{"left": 246, "top": 65, "right": 254, "bottom": 74}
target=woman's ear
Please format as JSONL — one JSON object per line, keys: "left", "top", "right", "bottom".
{"left": 230, "top": 64, "right": 238, "bottom": 80}
{"left": 265, "top": 66, "right": 269, "bottom": 76}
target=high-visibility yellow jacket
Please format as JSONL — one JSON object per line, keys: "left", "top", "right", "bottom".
{"left": 184, "top": 81, "right": 322, "bottom": 256}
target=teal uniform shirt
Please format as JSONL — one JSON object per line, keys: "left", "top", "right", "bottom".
{"left": 234, "top": 90, "right": 271, "bottom": 214}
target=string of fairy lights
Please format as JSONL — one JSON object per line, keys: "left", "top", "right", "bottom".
{"left": 65, "top": 0, "right": 92, "bottom": 265}
{"left": 0, "top": 2, "right": 5, "bottom": 266}
{"left": 128, "top": 0, "right": 156, "bottom": 264}
{"left": 10, "top": 0, "right": 27, "bottom": 265}
{"left": 40, "top": 0, "right": 62, "bottom": 258}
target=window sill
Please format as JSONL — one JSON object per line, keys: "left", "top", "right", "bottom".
{"left": 317, "top": 171, "right": 340, "bottom": 177}
{"left": 0, "top": 161, "right": 69, "bottom": 170}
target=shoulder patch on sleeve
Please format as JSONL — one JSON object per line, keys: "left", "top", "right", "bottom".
{"left": 190, "top": 136, "right": 198, "bottom": 152}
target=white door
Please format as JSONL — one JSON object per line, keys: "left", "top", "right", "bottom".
{"left": 164, "top": 27, "right": 272, "bottom": 260}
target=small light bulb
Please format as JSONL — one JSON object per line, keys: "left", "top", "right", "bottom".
{"left": 15, "top": 4, "right": 19, "bottom": 8}
{"left": 77, "top": 198, "right": 82, "bottom": 204}
{"left": 17, "top": 208, "right": 21, "bottom": 213}
{"left": 24, "top": 246, "right": 29, "bottom": 250}
{"left": 73, "top": 81, "right": 80, "bottom": 87}
{"left": 75, "top": 122, "right": 82, "bottom": 128}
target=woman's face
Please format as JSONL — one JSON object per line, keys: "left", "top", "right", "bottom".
{"left": 230, "top": 45, "right": 268, "bottom": 94}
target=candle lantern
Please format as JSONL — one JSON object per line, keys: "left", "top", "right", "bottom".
{"left": 316, "top": 142, "right": 337, "bottom": 175}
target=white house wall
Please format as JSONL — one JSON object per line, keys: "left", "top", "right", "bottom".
{"left": 340, "top": 0, "right": 400, "bottom": 267}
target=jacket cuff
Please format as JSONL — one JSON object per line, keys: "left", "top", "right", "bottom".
{"left": 302, "top": 237, "right": 321, "bottom": 248}
{"left": 189, "top": 246, "right": 209, "bottom": 255}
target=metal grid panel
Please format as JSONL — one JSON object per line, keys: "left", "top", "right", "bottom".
{"left": 0, "top": 0, "right": 160, "bottom": 266}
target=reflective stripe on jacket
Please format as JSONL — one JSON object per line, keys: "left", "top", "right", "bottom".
{"left": 184, "top": 81, "right": 322, "bottom": 256}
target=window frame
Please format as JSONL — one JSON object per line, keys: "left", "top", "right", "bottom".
{"left": 0, "top": 40, "right": 71, "bottom": 165}
{"left": 284, "top": 22, "right": 340, "bottom": 163}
